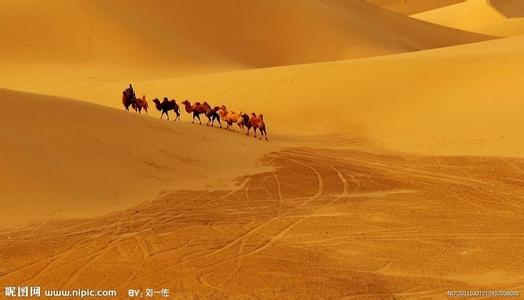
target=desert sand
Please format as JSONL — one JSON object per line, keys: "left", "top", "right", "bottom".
{"left": 1, "top": 0, "right": 523, "bottom": 298}
{"left": 412, "top": 0, "right": 524, "bottom": 37}
{"left": 366, "top": 0, "right": 465, "bottom": 15}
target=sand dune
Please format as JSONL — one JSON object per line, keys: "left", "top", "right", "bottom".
{"left": 490, "top": 0, "right": 524, "bottom": 17}
{"left": 0, "top": 88, "right": 276, "bottom": 227}
{"left": 5, "top": 35, "right": 521, "bottom": 158}
{"left": 473, "top": 18, "right": 524, "bottom": 37}
{"left": 1, "top": 147, "right": 522, "bottom": 297}
{"left": 0, "top": 0, "right": 491, "bottom": 71}
{"left": 0, "top": 0, "right": 494, "bottom": 114}
{"left": 78, "top": 35, "right": 522, "bottom": 158}
{"left": 1, "top": 1, "right": 523, "bottom": 296}
{"left": 366, "top": 0, "right": 464, "bottom": 15}
{"left": 412, "top": 0, "right": 506, "bottom": 30}
{"left": 412, "top": 0, "right": 524, "bottom": 37}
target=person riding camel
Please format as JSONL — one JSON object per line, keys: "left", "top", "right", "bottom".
{"left": 127, "top": 84, "right": 136, "bottom": 102}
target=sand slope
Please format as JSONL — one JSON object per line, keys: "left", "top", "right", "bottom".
{"left": 1, "top": 148, "right": 523, "bottom": 297}
{"left": 366, "top": 0, "right": 464, "bottom": 15}
{"left": 0, "top": 0, "right": 492, "bottom": 71}
{"left": 92, "top": 35, "right": 523, "bottom": 158}
{"left": 412, "top": 0, "right": 506, "bottom": 31}
{"left": 490, "top": 0, "right": 524, "bottom": 18}
{"left": 412, "top": 0, "right": 524, "bottom": 37}
{"left": 6, "top": 35, "right": 521, "bottom": 158}
{"left": 473, "top": 18, "right": 524, "bottom": 37}
{"left": 1, "top": 2, "right": 523, "bottom": 295}
{"left": 0, "top": 88, "right": 276, "bottom": 227}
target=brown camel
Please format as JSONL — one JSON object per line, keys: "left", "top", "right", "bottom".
{"left": 132, "top": 95, "right": 148, "bottom": 114}
{"left": 122, "top": 90, "right": 135, "bottom": 111}
{"left": 181, "top": 100, "right": 207, "bottom": 124}
{"left": 202, "top": 102, "right": 222, "bottom": 127}
{"left": 241, "top": 113, "right": 253, "bottom": 135}
{"left": 249, "top": 113, "right": 268, "bottom": 140}
{"left": 153, "top": 97, "right": 180, "bottom": 120}
{"left": 218, "top": 105, "right": 243, "bottom": 130}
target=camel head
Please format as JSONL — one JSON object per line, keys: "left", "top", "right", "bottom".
{"left": 152, "top": 98, "right": 160, "bottom": 104}
{"left": 181, "top": 100, "right": 190, "bottom": 106}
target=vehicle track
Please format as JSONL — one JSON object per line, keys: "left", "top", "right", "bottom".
{"left": 1, "top": 147, "right": 523, "bottom": 297}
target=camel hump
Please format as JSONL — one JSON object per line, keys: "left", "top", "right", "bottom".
{"left": 259, "top": 114, "right": 264, "bottom": 120}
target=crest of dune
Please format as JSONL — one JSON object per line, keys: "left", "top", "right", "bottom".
{"left": 365, "top": 0, "right": 464, "bottom": 15}
{"left": 412, "top": 0, "right": 505, "bottom": 30}
{"left": 412, "top": 0, "right": 524, "bottom": 37}
{"left": 0, "top": 0, "right": 492, "bottom": 72}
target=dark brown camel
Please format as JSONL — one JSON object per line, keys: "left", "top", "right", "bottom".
{"left": 241, "top": 113, "right": 252, "bottom": 135}
{"left": 202, "top": 102, "right": 221, "bottom": 127}
{"left": 181, "top": 100, "right": 207, "bottom": 124}
{"left": 153, "top": 97, "right": 180, "bottom": 120}
{"left": 122, "top": 90, "right": 135, "bottom": 111}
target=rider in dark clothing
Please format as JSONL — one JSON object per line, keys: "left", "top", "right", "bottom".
{"left": 127, "top": 84, "right": 136, "bottom": 101}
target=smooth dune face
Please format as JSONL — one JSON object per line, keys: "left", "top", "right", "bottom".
{"left": 490, "top": 0, "right": 524, "bottom": 17}
{"left": 366, "top": 0, "right": 464, "bottom": 15}
{"left": 411, "top": 0, "right": 524, "bottom": 37}
{"left": 44, "top": 35, "right": 524, "bottom": 157}
{"left": 473, "top": 18, "right": 524, "bottom": 36}
{"left": 0, "top": 88, "right": 277, "bottom": 227}
{"left": 412, "top": 0, "right": 506, "bottom": 31}
{"left": 0, "top": 0, "right": 492, "bottom": 70}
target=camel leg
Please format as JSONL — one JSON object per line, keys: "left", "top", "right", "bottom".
{"left": 197, "top": 114, "right": 202, "bottom": 125}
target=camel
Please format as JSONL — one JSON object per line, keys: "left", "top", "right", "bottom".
{"left": 122, "top": 90, "right": 135, "bottom": 111}
{"left": 132, "top": 95, "right": 148, "bottom": 114}
{"left": 181, "top": 100, "right": 207, "bottom": 124}
{"left": 249, "top": 113, "right": 268, "bottom": 140}
{"left": 153, "top": 97, "right": 180, "bottom": 120}
{"left": 217, "top": 105, "right": 243, "bottom": 130}
{"left": 202, "top": 102, "right": 221, "bottom": 127}
{"left": 240, "top": 113, "right": 253, "bottom": 135}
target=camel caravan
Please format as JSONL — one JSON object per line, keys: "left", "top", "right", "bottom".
{"left": 121, "top": 84, "right": 268, "bottom": 140}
